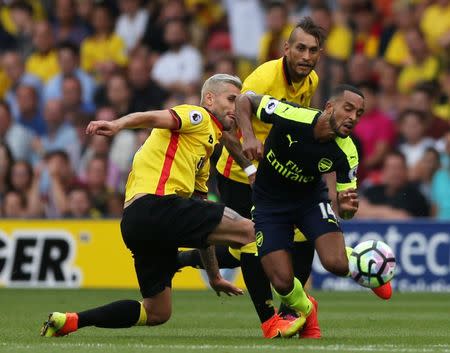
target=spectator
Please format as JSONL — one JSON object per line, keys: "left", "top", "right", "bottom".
{"left": 258, "top": 1, "right": 293, "bottom": 64}
{"left": 105, "top": 192, "right": 124, "bottom": 218}
{"left": 115, "top": 0, "right": 149, "bottom": 53}
{"left": 408, "top": 82, "right": 449, "bottom": 140}
{"left": 32, "top": 99, "right": 80, "bottom": 168}
{"left": 25, "top": 21, "right": 60, "bottom": 82}
{"left": 0, "top": 99, "right": 34, "bottom": 162}
{"left": 410, "top": 146, "right": 441, "bottom": 202}
{"left": 141, "top": 0, "right": 187, "bottom": 55}
{"left": 15, "top": 85, "right": 46, "bottom": 137}
{"left": 420, "top": 0, "right": 450, "bottom": 56}
{"left": 353, "top": 81, "right": 396, "bottom": 183}
{"left": 383, "top": 1, "right": 417, "bottom": 67}
{"left": 346, "top": 53, "right": 374, "bottom": 87}
{"left": 52, "top": 0, "right": 89, "bottom": 46}
{"left": 64, "top": 186, "right": 100, "bottom": 218}
{"left": 358, "top": 151, "right": 430, "bottom": 219}
{"left": 80, "top": 3, "right": 127, "bottom": 82}
{"left": 1, "top": 50, "right": 42, "bottom": 120}
{"left": 9, "top": 160, "right": 34, "bottom": 199}
{"left": 127, "top": 54, "right": 168, "bottom": 112}
{"left": 434, "top": 66, "right": 450, "bottom": 121}
{"left": 8, "top": 1, "right": 34, "bottom": 57}
{"left": 78, "top": 133, "right": 121, "bottom": 191}
{"left": 398, "top": 109, "right": 435, "bottom": 169}
{"left": 84, "top": 155, "right": 113, "bottom": 215}
{"left": 44, "top": 41, "right": 96, "bottom": 105}
{"left": 376, "top": 60, "right": 404, "bottom": 120}
{"left": 151, "top": 18, "right": 203, "bottom": 96}
{"left": 397, "top": 28, "right": 440, "bottom": 94}
{"left": 0, "top": 142, "right": 14, "bottom": 203}
{"left": 431, "top": 132, "right": 450, "bottom": 220}
{"left": 310, "top": 4, "right": 353, "bottom": 62}
{"left": 61, "top": 75, "right": 95, "bottom": 122}
{"left": 34, "top": 150, "right": 82, "bottom": 218}
{"left": 350, "top": 0, "right": 382, "bottom": 58}
{"left": 1, "top": 190, "right": 27, "bottom": 218}
{"left": 104, "top": 73, "right": 136, "bottom": 117}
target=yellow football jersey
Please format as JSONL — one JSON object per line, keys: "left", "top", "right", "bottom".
{"left": 216, "top": 57, "right": 318, "bottom": 184}
{"left": 124, "top": 104, "right": 222, "bottom": 201}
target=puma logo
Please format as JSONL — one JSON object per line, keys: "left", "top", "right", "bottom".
{"left": 286, "top": 134, "right": 298, "bottom": 147}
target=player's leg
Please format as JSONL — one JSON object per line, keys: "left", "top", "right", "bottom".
{"left": 176, "top": 245, "right": 241, "bottom": 270}
{"left": 216, "top": 175, "right": 282, "bottom": 330}
{"left": 315, "top": 232, "right": 349, "bottom": 276}
{"left": 40, "top": 247, "right": 177, "bottom": 337}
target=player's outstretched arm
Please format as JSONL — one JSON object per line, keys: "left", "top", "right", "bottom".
{"left": 235, "top": 94, "right": 264, "bottom": 161}
{"left": 199, "top": 245, "right": 243, "bottom": 296}
{"left": 85, "top": 110, "right": 177, "bottom": 136}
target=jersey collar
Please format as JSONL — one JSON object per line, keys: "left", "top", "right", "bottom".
{"left": 205, "top": 108, "right": 223, "bottom": 131}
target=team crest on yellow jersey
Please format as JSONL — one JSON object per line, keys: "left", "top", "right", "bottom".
{"left": 318, "top": 158, "right": 333, "bottom": 172}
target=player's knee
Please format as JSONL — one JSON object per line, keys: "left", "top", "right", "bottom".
{"left": 146, "top": 310, "right": 171, "bottom": 326}
{"left": 270, "top": 273, "right": 293, "bottom": 295}
{"left": 231, "top": 219, "right": 254, "bottom": 248}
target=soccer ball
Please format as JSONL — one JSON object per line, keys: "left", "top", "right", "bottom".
{"left": 348, "top": 240, "right": 396, "bottom": 288}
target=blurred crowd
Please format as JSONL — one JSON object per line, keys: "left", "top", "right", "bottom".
{"left": 0, "top": 0, "right": 449, "bottom": 220}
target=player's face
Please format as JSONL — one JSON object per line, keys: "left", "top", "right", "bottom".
{"left": 208, "top": 83, "right": 241, "bottom": 131}
{"left": 327, "top": 91, "right": 365, "bottom": 138}
{"left": 284, "top": 28, "right": 321, "bottom": 81}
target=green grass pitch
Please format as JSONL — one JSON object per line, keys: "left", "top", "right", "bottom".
{"left": 0, "top": 289, "right": 449, "bottom": 353}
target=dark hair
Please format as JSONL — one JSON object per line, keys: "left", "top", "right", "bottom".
{"left": 266, "top": 1, "right": 286, "bottom": 11}
{"left": 0, "top": 142, "right": 14, "bottom": 189}
{"left": 289, "top": 16, "right": 326, "bottom": 47}
{"left": 330, "top": 84, "right": 365, "bottom": 100}
{"left": 44, "top": 150, "right": 70, "bottom": 162}
{"left": 385, "top": 150, "right": 407, "bottom": 165}
{"left": 357, "top": 80, "right": 379, "bottom": 94}
{"left": 9, "top": 1, "right": 33, "bottom": 16}
{"left": 398, "top": 109, "right": 427, "bottom": 123}
{"left": 57, "top": 40, "right": 80, "bottom": 56}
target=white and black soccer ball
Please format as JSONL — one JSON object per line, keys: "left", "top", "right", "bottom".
{"left": 349, "top": 240, "right": 396, "bottom": 288}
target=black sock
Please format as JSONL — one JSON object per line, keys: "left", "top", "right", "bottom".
{"left": 241, "top": 253, "right": 275, "bottom": 323}
{"left": 177, "top": 245, "right": 241, "bottom": 270}
{"left": 279, "top": 241, "right": 315, "bottom": 315}
{"left": 77, "top": 300, "right": 141, "bottom": 328}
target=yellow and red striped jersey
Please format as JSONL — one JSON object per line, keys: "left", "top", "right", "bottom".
{"left": 124, "top": 104, "right": 222, "bottom": 201}
{"left": 216, "top": 56, "right": 318, "bottom": 184}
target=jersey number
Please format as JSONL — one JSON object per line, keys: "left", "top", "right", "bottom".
{"left": 319, "top": 202, "right": 336, "bottom": 220}
{"left": 208, "top": 135, "right": 213, "bottom": 144}
{"left": 196, "top": 156, "right": 206, "bottom": 171}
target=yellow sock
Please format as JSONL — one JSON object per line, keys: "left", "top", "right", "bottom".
{"left": 135, "top": 301, "right": 147, "bottom": 326}
{"left": 345, "top": 247, "right": 353, "bottom": 277}
{"left": 274, "top": 277, "right": 312, "bottom": 316}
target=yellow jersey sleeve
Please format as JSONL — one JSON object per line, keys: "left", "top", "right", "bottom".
{"left": 195, "top": 157, "right": 210, "bottom": 194}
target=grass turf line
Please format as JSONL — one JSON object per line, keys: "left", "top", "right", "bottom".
{"left": 0, "top": 289, "right": 448, "bottom": 353}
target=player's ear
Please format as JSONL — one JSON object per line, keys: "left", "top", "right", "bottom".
{"left": 204, "top": 91, "right": 214, "bottom": 106}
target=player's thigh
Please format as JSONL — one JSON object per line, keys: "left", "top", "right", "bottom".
{"left": 208, "top": 207, "right": 254, "bottom": 248}
{"left": 252, "top": 205, "right": 295, "bottom": 258}
{"left": 295, "top": 199, "right": 341, "bottom": 243}
{"left": 217, "top": 173, "right": 253, "bottom": 219}
{"left": 123, "top": 194, "right": 227, "bottom": 249}
{"left": 133, "top": 247, "right": 178, "bottom": 301}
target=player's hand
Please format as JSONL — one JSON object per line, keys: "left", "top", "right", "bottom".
{"left": 338, "top": 188, "right": 359, "bottom": 219}
{"left": 242, "top": 137, "right": 264, "bottom": 161}
{"left": 209, "top": 276, "right": 244, "bottom": 297}
{"left": 248, "top": 173, "right": 256, "bottom": 187}
{"left": 86, "top": 120, "right": 120, "bottom": 137}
